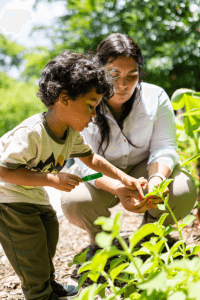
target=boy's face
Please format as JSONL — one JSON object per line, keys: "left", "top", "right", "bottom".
{"left": 63, "top": 88, "right": 103, "bottom": 132}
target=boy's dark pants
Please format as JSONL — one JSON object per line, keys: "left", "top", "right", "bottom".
{"left": 0, "top": 203, "right": 59, "bottom": 300}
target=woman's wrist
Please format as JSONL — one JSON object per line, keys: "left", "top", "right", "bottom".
{"left": 114, "top": 181, "right": 123, "bottom": 198}
{"left": 148, "top": 173, "right": 166, "bottom": 182}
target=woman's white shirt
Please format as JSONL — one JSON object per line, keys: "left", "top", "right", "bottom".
{"left": 74, "top": 82, "right": 179, "bottom": 187}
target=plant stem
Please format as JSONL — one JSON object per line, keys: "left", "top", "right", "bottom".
{"left": 193, "top": 133, "right": 199, "bottom": 154}
{"left": 165, "top": 242, "right": 173, "bottom": 263}
{"left": 164, "top": 201, "right": 187, "bottom": 258}
{"left": 117, "top": 235, "right": 144, "bottom": 281}
{"left": 102, "top": 271, "right": 118, "bottom": 295}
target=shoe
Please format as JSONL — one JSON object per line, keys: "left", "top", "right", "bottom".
{"left": 49, "top": 293, "right": 58, "bottom": 300}
{"left": 51, "top": 280, "right": 78, "bottom": 298}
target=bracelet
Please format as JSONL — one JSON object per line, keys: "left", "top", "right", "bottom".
{"left": 148, "top": 173, "right": 166, "bottom": 182}
{"left": 114, "top": 182, "right": 122, "bottom": 198}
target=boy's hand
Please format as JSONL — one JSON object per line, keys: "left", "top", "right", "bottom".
{"left": 48, "top": 173, "right": 82, "bottom": 192}
{"left": 120, "top": 175, "right": 148, "bottom": 198}
{"left": 115, "top": 184, "right": 149, "bottom": 213}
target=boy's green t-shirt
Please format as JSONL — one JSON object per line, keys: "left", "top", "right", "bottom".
{"left": 0, "top": 113, "right": 93, "bottom": 205}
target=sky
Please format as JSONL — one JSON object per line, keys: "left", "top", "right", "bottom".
{"left": 0, "top": 0, "right": 65, "bottom": 47}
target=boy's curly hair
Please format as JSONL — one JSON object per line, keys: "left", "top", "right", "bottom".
{"left": 37, "top": 50, "right": 113, "bottom": 107}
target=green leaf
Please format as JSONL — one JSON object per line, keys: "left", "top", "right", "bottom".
{"left": 89, "top": 250, "right": 109, "bottom": 272}
{"left": 159, "top": 252, "right": 169, "bottom": 265}
{"left": 178, "top": 108, "right": 200, "bottom": 117}
{"left": 133, "top": 247, "right": 151, "bottom": 256}
{"left": 169, "top": 241, "right": 185, "bottom": 257}
{"left": 126, "top": 292, "right": 141, "bottom": 299}
{"left": 176, "top": 129, "right": 191, "bottom": 142}
{"left": 142, "top": 238, "right": 167, "bottom": 255}
{"left": 137, "top": 271, "right": 168, "bottom": 294}
{"left": 167, "top": 291, "right": 186, "bottom": 300}
{"left": 129, "top": 223, "right": 161, "bottom": 252}
{"left": 112, "top": 211, "right": 122, "bottom": 238}
{"left": 121, "top": 258, "right": 143, "bottom": 276}
{"left": 140, "top": 260, "right": 159, "bottom": 275}
{"left": 73, "top": 285, "right": 91, "bottom": 299}
{"left": 194, "top": 202, "right": 200, "bottom": 209}
{"left": 164, "top": 224, "right": 175, "bottom": 236}
{"left": 88, "top": 272, "right": 101, "bottom": 282}
{"left": 168, "top": 257, "right": 200, "bottom": 272}
{"left": 179, "top": 154, "right": 200, "bottom": 167}
{"left": 187, "top": 244, "right": 200, "bottom": 256}
{"left": 171, "top": 89, "right": 200, "bottom": 137}
{"left": 123, "top": 284, "right": 136, "bottom": 298}
{"left": 144, "top": 191, "right": 161, "bottom": 199}
{"left": 68, "top": 248, "right": 89, "bottom": 266}
{"left": 94, "top": 216, "right": 114, "bottom": 231}
{"left": 78, "top": 261, "right": 93, "bottom": 274}
{"left": 158, "top": 213, "right": 169, "bottom": 227}
{"left": 167, "top": 271, "right": 186, "bottom": 288}
{"left": 157, "top": 203, "right": 166, "bottom": 211}
{"left": 97, "top": 283, "right": 107, "bottom": 298}
{"left": 95, "top": 231, "right": 113, "bottom": 248}
{"left": 110, "top": 263, "right": 129, "bottom": 281}
{"left": 159, "top": 179, "right": 174, "bottom": 193}
{"left": 171, "top": 88, "right": 198, "bottom": 110}
{"left": 188, "top": 281, "right": 200, "bottom": 299}
{"left": 109, "top": 256, "right": 127, "bottom": 272}
{"left": 172, "top": 252, "right": 183, "bottom": 259}
{"left": 181, "top": 214, "right": 196, "bottom": 226}
{"left": 186, "top": 244, "right": 196, "bottom": 251}
{"left": 94, "top": 212, "right": 122, "bottom": 242}
{"left": 87, "top": 283, "right": 99, "bottom": 300}
{"left": 164, "top": 194, "right": 169, "bottom": 206}
{"left": 77, "top": 271, "right": 90, "bottom": 290}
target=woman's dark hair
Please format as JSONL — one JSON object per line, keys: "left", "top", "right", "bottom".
{"left": 37, "top": 50, "right": 113, "bottom": 107}
{"left": 94, "top": 33, "right": 144, "bottom": 156}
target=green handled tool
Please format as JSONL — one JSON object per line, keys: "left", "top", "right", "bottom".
{"left": 82, "top": 172, "right": 103, "bottom": 182}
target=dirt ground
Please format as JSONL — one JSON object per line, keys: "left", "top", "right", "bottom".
{"left": 1, "top": 202, "right": 200, "bottom": 300}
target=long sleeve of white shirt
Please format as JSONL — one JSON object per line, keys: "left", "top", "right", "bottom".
{"left": 74, "top": 82, "right": 179, "bottom": 187}
{"left": 147, "top": 88, "right": 179, "bottom": 171}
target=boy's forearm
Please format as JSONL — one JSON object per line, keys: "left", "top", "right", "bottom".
{"left": 0, "top": 166, "right": 52, "bottom": 187}
{"left": 80, "top": 153, "right": 126, "bottom": 182}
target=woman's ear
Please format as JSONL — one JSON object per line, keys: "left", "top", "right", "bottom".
{"left": 59, "top": 90, "right": 69, "bottom": 106}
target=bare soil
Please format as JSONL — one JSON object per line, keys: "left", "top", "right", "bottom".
{"left": 1, "top": 203, "right": 200, "bottom": 300}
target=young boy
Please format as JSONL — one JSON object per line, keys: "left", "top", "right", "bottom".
{"left": 0, "top": 50, "right": 146, "bottom": 300}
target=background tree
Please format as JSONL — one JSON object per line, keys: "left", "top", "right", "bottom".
{"left": 30, "top": 0, "right": 200, "bottom": 96}
{"left": 0, "top": 35, "right": 45, "bottom": 136}
{"left": 0, "top": 73, "right": 45, "bottom": 137}
{"left": 0, "top": 0, "right": 199, "bottom": 136}
{"left": 0, "top": 33, "right": 24, "bottom": 73}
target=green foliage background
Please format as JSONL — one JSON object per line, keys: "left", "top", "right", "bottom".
{"left": 0, "top": 72, "right": 45, "bottom": 137}
{"left": 0, "top": 0, "right": 199, "bottom": 138}
{"left": 31, "top": 0, "right": 200, "bottom": 96}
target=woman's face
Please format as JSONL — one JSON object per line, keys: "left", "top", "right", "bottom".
{"left": 105, "top": 56, "right": 139, "bottom": 112}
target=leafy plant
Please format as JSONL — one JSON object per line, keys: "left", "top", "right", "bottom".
{"left": 69, "top": 179, "right": 200, "bottom": 299}
{"left": 171, "top": 88, "right": 200, "bottom": 210}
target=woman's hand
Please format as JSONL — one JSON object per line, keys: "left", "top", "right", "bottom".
{"left": 47, "top": 172, "right": 82, "bottom": 192}
{"left": 115, "top": 183, "right": 149, "bottom": 213}
{"left": 146, "top": 176, "right": 169, "bottom": 209}
{"left": 120, "top": 175, "right": 148, "bottom": 198}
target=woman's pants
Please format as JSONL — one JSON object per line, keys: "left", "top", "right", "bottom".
{"left": 61, "top": 159, "right": 197, "bottom": 244}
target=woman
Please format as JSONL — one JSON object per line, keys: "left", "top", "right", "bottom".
{"left": 61, "top": 33, "right": 196, "bottom": 258}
